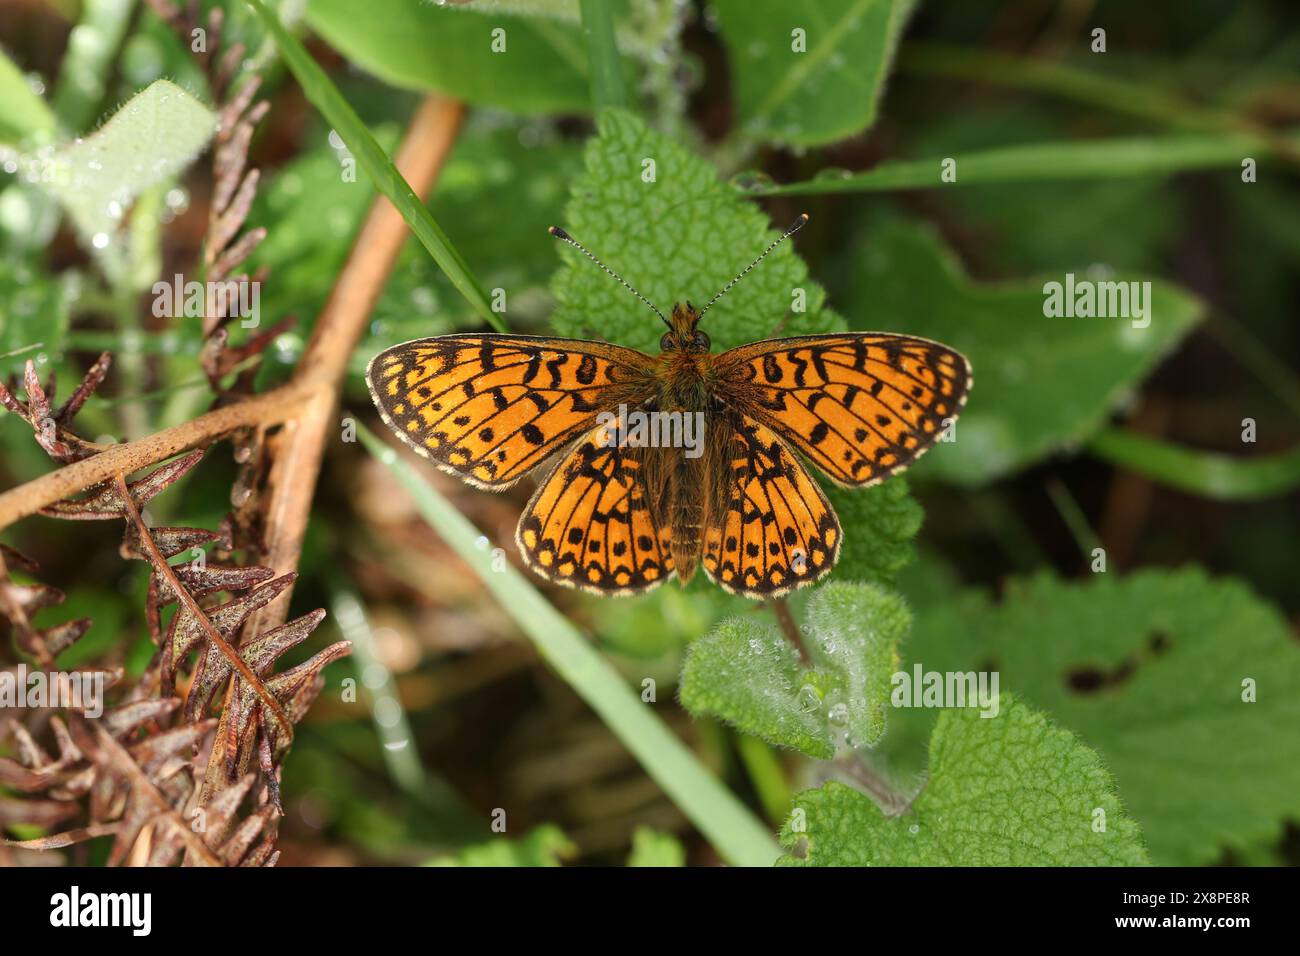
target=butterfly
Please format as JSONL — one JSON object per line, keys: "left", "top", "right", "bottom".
{"left": 367, "top": 215, "right": 971, "bottom": 600}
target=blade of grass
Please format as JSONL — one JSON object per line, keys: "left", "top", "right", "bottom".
{"left": 1089, "top": 426, "right": 1300, "bottom": 501}
{"left": 740, "top": 131, "right": 1292, "bottom": 196}
{"left": 898, "top": 42, "right": 1230, "bottom": 133}
{"left": 330, "top": 584, "right": 484, "bottom": 839}
{"left": 579, "top": 0, "right": 627, "bottom": 110}
{"left": 356, "top": 421, "right": 780, "bottom": 867}
{"left": 733, "top": 732, "right": 792, "bottom": 825}
{"left": 245, "top": 0, "right": 500, "bottom": 328}
{"left": 52, "top": 0, "right": 136, "bottom": 131}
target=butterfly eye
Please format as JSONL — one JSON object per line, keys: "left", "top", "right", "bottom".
{"left": 659, "top": 332, "right": 676, "bottom": 351}
{"left": 694, "top": 331, "right": 711, "bottom": 351}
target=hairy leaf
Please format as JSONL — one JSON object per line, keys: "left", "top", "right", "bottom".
{"left": 892, "top": 568, "right": 1300, "bottom": 865}
{"left": 550, "top": 109, "right": 845, "bottom": 353}
{"left": 30, "top": 80, "right": 215, "bottom": 278}
{"left": 824, "top": 475, "right": 922, "bottom": 586}
{"left": 680, "top": 581, "right": 907, "bottom": 758}
{"left": 780, "top": 696, "right": 1149, "bottom": 866}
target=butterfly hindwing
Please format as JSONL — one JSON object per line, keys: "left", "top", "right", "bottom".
{"left": 517, "top": 420, "right": 673, "bottom": 595}
{"left": 715, "top": 333, "right": 972, "bottom": 487}
{"left": 702, "top": 416, "right": 840, "bottom": 598}
{"left": 366, "top": 334, "right": 654, "bottom": 489}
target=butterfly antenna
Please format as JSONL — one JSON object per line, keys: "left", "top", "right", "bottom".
{"left": 698, "top": 213, "right": 810, "bottom": 318}
{"left": 549, "top": 226, "right": 669, "bottom": 328}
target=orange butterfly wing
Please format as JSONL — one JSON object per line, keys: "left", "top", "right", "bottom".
{"left": 517, "top": 419, "right": 673, "bottom": 595}
{"left": 714, "top": 333, "right": 972, "bottom": 486}
{"left": 366, "top": 334, "right": 654, "bottom": 488}
{"left": 702, "top": 416, "right": 840, "bottom": 598}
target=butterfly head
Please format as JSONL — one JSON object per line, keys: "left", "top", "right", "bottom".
{"left": 549, "top": 214, "right": 809, "bottom": 356}
{"left": 661, "top": 302, "right": 711, "bottom": 353}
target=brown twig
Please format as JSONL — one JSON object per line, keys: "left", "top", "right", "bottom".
{"left": 769, "top": 597, "right": 811, "bottom": 666}
{"left": 113, "top": 473, "right": 294, "bottom": 747}
{"left": 0, "top": 379, "right": 318, "bottom": 529}
{"left": 244, "top": 95, "right": 465, "bottom": 637}
{"left": 835, "top": 754, "right": 914, "bottom": 816}
{"left": 0, "top": 96, "right": 463, "bottom": 535}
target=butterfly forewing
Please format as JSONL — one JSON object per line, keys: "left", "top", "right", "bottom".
{"left": 715, "top": 333, "right": 972, "bottom": 487}
{"left": 517, "top": 419, "right": 673, "bottom": 595}
{"left": 701, "top": 416, "right": 841, "bottom": 598}
{"left": 365, "top": 334, "right": 655, "bottom": 488}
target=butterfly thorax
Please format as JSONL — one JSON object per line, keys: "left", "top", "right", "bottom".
{"left": 642, "top": 304, "right": 741, "bottom": 582}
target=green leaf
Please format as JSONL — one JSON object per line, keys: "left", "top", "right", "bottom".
{"left": 251, "top": 117, "right": 585, "bottom": 380}
{"left": 585, "top": 584, "right": 742, "bottom": 660}
{"left": 744, "top": 131, "right": 1289, "bottom": 196}
{"left": 824, "top": 475, "right": 922, "bottom": 586}
{"left": 0, "top": 260, "right": 75, "bottom": 378}
{"left": 0, "top": 46, "right": 57, "bottom": 145}
{"left": 627, "top": 826, "right": 686, "bottom": 866}
{"left": 1088, "top": 426, "right": 1300, "bottom": 501}
{"left": 250, "top": 0, "right": 498, "bottom": 325}
{"left": 31, "top": 79, "right": 215, "bottom": 279}
{"left": 246, "top": 124, "right": 397, "bottom": 336}
{"left": 356, "top": 422, "right": 781, "bottom": 867}
{"left": 712, "top": 0, "right": 914, "bottom": 147}
{"left": 894, "top": 106, "right": 1181, "bottom": 276}
{"left": 426, "top": 824, "right": 577, "bottom": 866}
{"left": 550, "top": 108, "right": 845, "bottom": 353}
{"left": 49, "top": 0, "right": 136, "bottom": 133}
{"left": 841, "top": 217, "right": 1203, "bottom": 484}
{"left": 305, "top": 0, "right": 593, "bottom": 115}
{"left": 779, "top": 696, "right": 1149, "bottom": 866}
{"left": 895, "top": 568, "right": 1300, "bottom": 864}
{"left": 680, "top": 582, "right": 907, "bottom": 759}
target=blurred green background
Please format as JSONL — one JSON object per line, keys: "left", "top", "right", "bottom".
{"left": 1, "top": 0, "right": 1297, "bottom": 866}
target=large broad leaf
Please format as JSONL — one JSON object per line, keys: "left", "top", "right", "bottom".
{"left": 680, "top": 582, "right": 907, "bottom": 759}
{"left": 305, "top": 0, "right": 600, "bottom": 115}
{"left": 888, "top": 568, "right": 1300, "bottom": 865}
{"left": 550, "top": 108, "right": 846, "bottom": 352}
{"left": 780, "top": 695, "right": 1149, "bottom": 866}
{"left": 711, "top": 0, "right": 915, "bottom": 147}
{"left": 840, "top": 217, "right": 1203, "bottom": 484}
